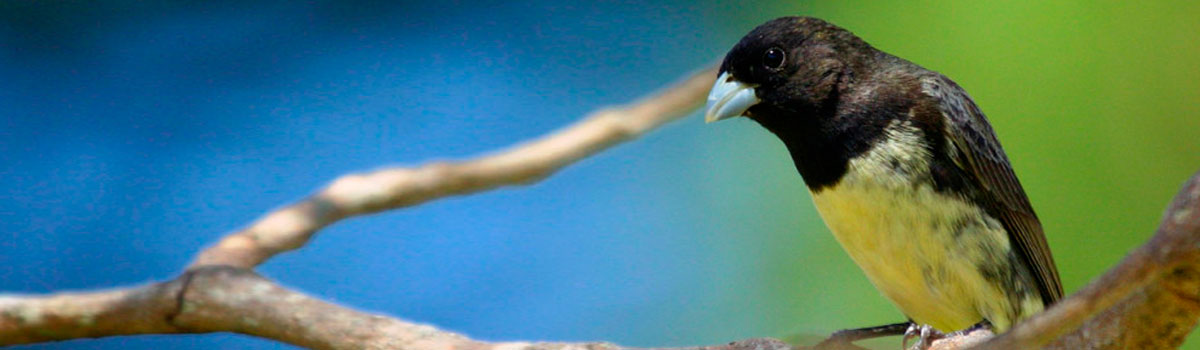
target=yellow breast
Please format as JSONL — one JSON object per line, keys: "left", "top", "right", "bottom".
{"left": 809, "top": 121, "right": 1041, "bottom": 332}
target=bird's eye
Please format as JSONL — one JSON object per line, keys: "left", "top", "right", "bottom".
{"left": 762, "top": 47, "right": 786, "bottom": 70}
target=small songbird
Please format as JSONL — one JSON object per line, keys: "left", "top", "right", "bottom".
{"left": 704, "top": 16, "right": 1062, "bottom": 343}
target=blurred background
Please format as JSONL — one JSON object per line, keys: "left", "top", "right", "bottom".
{"left": 2, "top": 1, "right": 1198, "bottom": 349}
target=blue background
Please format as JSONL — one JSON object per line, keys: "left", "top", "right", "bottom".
{"left": 3, "top": 1, "right": 1199, "bottom": 350}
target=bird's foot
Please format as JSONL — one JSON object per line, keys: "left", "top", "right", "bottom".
{"left": 900, "top": 324, "right": 945, "bottom": 350}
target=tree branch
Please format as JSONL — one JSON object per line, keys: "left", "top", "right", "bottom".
{"left": 2, "top": 62, "right": 1199, "bottom": 350}
{"left": 975, "top": 170, "right": 1200, "bottom": 349}
{"left": 1, "top": 266, "right": 796, "bottom": 350}
{"left": 188, "top": 65, "right": 719, "bottom": 269}
{"left": 0, "top": 278, "right": 181, "bottom": 343}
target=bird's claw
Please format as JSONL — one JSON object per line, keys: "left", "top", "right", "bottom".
{"left": 900, "top": 324, "right": 945, "bottom": 350}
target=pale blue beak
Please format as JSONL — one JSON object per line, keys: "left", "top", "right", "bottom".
{"left": 704, "top": 72, "right": 760, "bottom": 123}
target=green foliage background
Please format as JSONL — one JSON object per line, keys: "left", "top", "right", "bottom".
{"left": 689, "top": 1, "right": 1199, "bottom": 348}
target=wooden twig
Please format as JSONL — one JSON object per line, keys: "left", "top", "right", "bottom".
{"left": 189, "top": 65, "right": 719, "bottom": 269}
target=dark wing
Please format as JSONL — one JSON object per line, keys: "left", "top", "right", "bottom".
{"left": 919, "top": 75, "right": 1064, "bottom": 304}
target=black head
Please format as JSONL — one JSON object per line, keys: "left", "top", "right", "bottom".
{"left": 706, "top": 17, "right": 891, "bottom": 190}
{"left": 705, "top": 16, "right": 875, "bottom": 129}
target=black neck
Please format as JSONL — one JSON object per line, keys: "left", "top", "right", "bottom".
{"left": 751, "top": 106, "right": 894, "bottom": 192}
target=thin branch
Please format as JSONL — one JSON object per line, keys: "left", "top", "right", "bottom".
{"left": 189, "top": 65, "right": 720, "bottom": 269}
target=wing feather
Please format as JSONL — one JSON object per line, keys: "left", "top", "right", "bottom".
{"left": 919, "top": 76, "right": 1064, "bottom": 304}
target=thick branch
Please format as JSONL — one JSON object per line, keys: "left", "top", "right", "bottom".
{"left": 0, "top": 280, "right": 181, "bottom": 343}
{"left": 173, "top": 267, "right": 489, "bottom": 350}
{"left": 973, "top": 170, "right": 1200, "bottom": 349}
{"left": 189, "top": 66, "right": 719, "bottom": 269}
{"left": 0, "top": 266, "right": 794, "bottom": 350}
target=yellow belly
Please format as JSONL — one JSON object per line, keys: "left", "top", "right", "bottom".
{"left": 812, "top": 183, "right": 1012, "bottom": 331}
{"left": 808, "top": 121, "right": 1041, "bottom": 332}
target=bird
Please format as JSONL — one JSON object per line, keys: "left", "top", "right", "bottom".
{"left": 704, "top": 16, "right": 1063, "bottom": 346}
